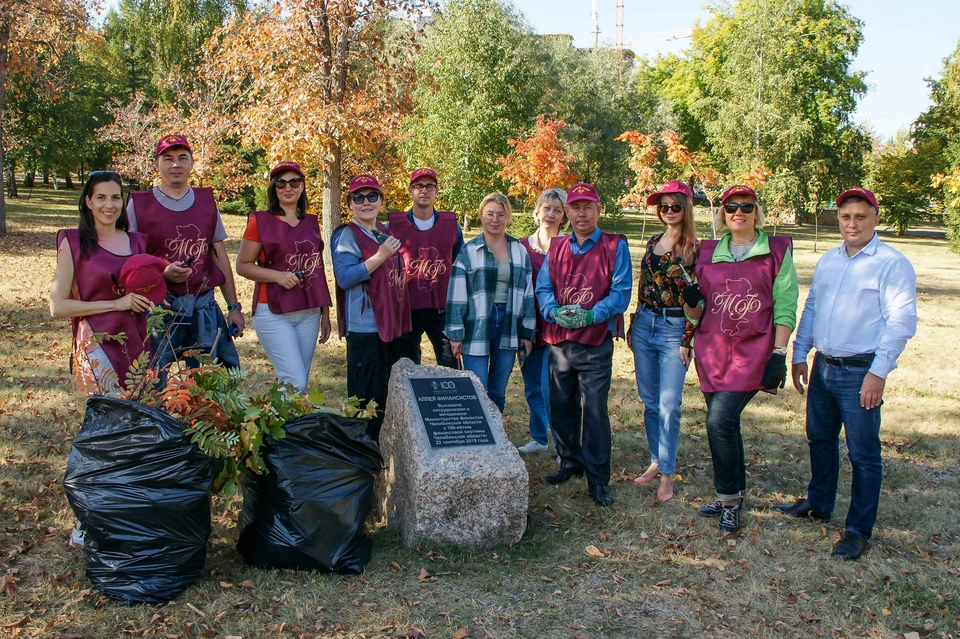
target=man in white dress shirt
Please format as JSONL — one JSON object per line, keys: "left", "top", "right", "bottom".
{"left": 778, "top": 187, "right": 917, "bottom": 560}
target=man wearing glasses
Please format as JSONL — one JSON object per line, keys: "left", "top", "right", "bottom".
{"left": 389, "top": 168, "right": 464, "bottom": 368}
{"left": 127, "top": 134, "right": 242, "bottom": 370}
{"left": 780, "top": 187, "right": 917, "bottom": 560}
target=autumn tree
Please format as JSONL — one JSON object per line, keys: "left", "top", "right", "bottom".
{"left": 496, "top": 115, "right": 578, "bottom": 208}
{"left": 871, "top": 135, "right": 941, "bottom": 236}
{"left": 0, "top": 0, "right": 89, "bottom": 234}
{"left": 208, "top": 0, "right": 429, "bottom": 267}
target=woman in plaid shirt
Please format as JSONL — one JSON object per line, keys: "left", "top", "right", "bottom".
{"left": 445, "top": 193, "right": 536, "bottom": 413}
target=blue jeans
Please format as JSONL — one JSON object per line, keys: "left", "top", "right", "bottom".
{"left": 520, "top": 344, "right": 551, "bottom": 445}
{"left": 461, "top": 304, "right": 516, "bottom": 414}
{"left": 704, "top": 390, "right": 758, "bottom": 500}
{"left": 630, "top": 308, "right": 688, "bottom": 475}
{"left": 805, "top": 354, "right": 883, "bottom": 540}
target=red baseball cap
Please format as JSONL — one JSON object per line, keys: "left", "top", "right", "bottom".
{"left": 646, "top": 180, "right": 694, "bottom": 205}
{"left": 836, "top": 187, "right": 879, "bottom": 211}
{"left": 155, "top": 134, "right": 191, "bottom": 157}
{"left": 119, "top": 254, "right": 168, "bottom": 305}
{"left": 409, "top": 167, "right": 438, "bottom": 185}
{"left": 720, "top": 184, "right": 758, "bottom": 204}
{"left": 348, "top": 174, "right": 383, "bottom": 194}
{"left": 566, "top": 183, "right": 600, "bottom": 205}
{"left": 270, "top": 161, "right": 305, "bottom": 180}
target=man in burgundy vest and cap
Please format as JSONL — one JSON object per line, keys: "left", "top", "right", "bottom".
{"left": 536, "top": 183, "right": 632, "bottom": 507}
{"left": 127, "top": 134, "right": 242, "bottom": 370}
{"left": 389, "top": 168, "right": 464, "bottom": 368}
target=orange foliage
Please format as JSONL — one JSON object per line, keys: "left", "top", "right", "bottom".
{"left": 736, "top": 166, "right": 773, "bottom": 190}
{"left": 615, "top": 130, "right": 659, "bottom": 208}
{"left": 497, "top": 115, "right": 579, "bottom": 204}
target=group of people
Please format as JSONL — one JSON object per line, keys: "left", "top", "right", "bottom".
{"left": 51, "top": 133, "right": 918, "bottom": 561}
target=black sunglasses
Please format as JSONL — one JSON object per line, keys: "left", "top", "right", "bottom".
{"left": 351, "top": 191, "right": 381, "bottom": 204}
{"left": 274, "top": 177, "right": 303, "bottom": 189}
{"left": 89, "top": 170, "right": 121, "bottom": 179}
{"left": 723, "top": 202, "right": 757, "bottom": 214}
{"left": 658, "top": 203, "right": 683, "bottom": 214}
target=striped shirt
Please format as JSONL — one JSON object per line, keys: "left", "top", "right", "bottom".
{"left": 444, "top": 234, "right": 536, "bottom": 356}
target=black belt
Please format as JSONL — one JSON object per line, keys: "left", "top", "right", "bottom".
{"left": 820, "top": 352, "right": 875, "bottom": 367}
{"left": 639, "top": 303, "right": 685, "bottom": 318}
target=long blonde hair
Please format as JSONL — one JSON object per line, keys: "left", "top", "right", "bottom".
{"left": 654, "top": 192, "right": 698, "bottom": 266}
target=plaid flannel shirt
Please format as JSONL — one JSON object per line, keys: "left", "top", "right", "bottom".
{"left": 444, "top": 233, "right": 536, "bottom": 356}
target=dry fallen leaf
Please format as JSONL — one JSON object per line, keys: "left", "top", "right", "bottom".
{"left": 903, "top": 633, "right": 921, "bottom": 639}
{"left": 452, "top": 629, "right": 468, "bottom": 639}
{"left": 2, "top": 616, "right": 30, "bottom": 629}
{"left": 585, "top": 545, "right": 605, "bottom": 557}
{"left": 417, "top": 568, "right": 431, "bottom": 582}
{"left": 238, "top": 580, "right": 256, "bottom": 589}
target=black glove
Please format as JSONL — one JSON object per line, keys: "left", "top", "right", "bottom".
{"left": 761, "top": 352, "right": 787, "bottom": 390}
{"left": 681, "top": 283, "right": 704, "bottom": 307}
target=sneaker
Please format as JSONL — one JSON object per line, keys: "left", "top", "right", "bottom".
{"left": 719, "top": 501, "right": 742, "bottom": 533}
{"left": 698, "top": 499, "right": 723, "bottom": 517}
{"left": 68, "top": 522, "right": 85, "bottom": 549}
{"left": 517, "top": 440, "right": 549, "bottom": 454}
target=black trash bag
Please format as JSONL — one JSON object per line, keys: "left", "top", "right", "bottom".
{"left": 63, "top": 396, "right": 216, "bottom": 605}
{"left": 236, "top": 412, "right": 383, "bottom": 574}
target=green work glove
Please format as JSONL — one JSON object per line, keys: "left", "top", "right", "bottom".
{"left": 556, "top": 305, "right": 594, "bottom": 329}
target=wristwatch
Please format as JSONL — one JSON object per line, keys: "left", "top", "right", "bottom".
{"left": 227, "top": 302, "right": 242, "bottom": 312}
{"left": 773, "top": 345, "right": 787, "bottom": 355}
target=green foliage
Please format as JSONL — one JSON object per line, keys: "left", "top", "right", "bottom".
{"left": 403, "top": 0, "right": 545, "bottom": 216}
{"left": 868, "top": 134, "right": 942, "bottom": 236}
{"left": 219, "top": 199, "right": 251, "bottom": 216}
{"left": 508, "top": 212, "right": 538, "bottom": 239}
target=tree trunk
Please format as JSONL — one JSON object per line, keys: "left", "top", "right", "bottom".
{"left": 0, "top": 17, "right": 9, "bottom": 235}
{"left": 23, "top": 168, "right": 34, "bottom": 188}
{"left": 321, "top": 143, "right": 342, "bottom": 272}
{"left": 43, "top": 165, "right": 49, "bottom": 185}
{"left": 63, "top": 169, "right": 74, "bottom": 189}
{"left": 6, "top": 157, "right": 16, "bottom": 198}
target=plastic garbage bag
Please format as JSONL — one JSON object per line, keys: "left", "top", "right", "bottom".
{"left": 236, "top": 412, "right": 383, "bottom": 574}
{"left": 63, "top": 396, "right": 216, "bottom": 605}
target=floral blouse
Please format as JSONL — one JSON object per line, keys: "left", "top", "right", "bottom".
{"left": 635, "top": 233, "right": 700, "bottom": 347}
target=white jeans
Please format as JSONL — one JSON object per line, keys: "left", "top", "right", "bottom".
{"left": 253, "top": 304, "right": 323, "bottom": 393}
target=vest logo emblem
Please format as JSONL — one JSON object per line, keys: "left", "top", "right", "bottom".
{"left": 165, "top": 225, "right": 208, "bottom": 264}
{"left": 711, "top": 277, "right": 762, "bottom": 336}
{"left": 559, "top": 273, "right": 594, "bottom": 307}
{"left": 286, "top": 240, "right": 322, "bottom": 287}
{"left": 408, "top": 247, "right": 447, "bottom": 290}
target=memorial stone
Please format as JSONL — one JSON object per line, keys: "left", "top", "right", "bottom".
{"left": 378, "top": 358, "right": 528, "bottom": 549}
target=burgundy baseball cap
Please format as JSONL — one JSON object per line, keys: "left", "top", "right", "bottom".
{"left": 270, "top": 161, "right": 305, "bottom": 180}
{"left": 348, "top": 174, "right": 383, "bottom": 194}
{"left": 836, "top": 186, "right": 879, "bottom": 211}
{"left": 566, "top": 183, "right": 600, "bottom": 205}
{"left": 155, "top": 134, "right": 191, "bottom": 157}
{"left": 119, "top": 254, "right": 168, "bottom": 305}
{"left": 409, "top": 167, "right": 438, "bottom": 185}
{"left": 720, "top": 184, "right": 758, "bottom": 204}
{"left": 647, "top": 180, "right": 694, "bottom": 205}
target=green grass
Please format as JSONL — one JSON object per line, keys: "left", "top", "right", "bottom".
{"left": 0, "top": 190, "right": 958, "bottom": 638}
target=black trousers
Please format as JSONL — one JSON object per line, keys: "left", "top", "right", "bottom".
{"left": 346, "top": 332, "right": 392, "bottom": 441}
{"left": 548, "top": 335, "right": 615, "bottom": 487}
{"left": 393, "top": 308, "right": 457, "bottom": 368}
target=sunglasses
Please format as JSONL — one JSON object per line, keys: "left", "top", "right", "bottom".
{"left": 351, "top": 191, "right": 381, "bottom": 204}
{"left": 274, "top": 177, "right": 303, "bottom": 189}
{"left": 658, "top": 203, "right": 683, "bottom": 214}
{"left": 89, "top": 170, "right": 121, "bottom": 179}
{"left": 723, "top": 202, "right": 757, "bottom": 214}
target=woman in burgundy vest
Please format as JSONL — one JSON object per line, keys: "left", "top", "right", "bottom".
{"left": 684, "top": 185, "right": 799, "bottom": 534}
{"left": 235, "top": 162, "right": 332, "bottom": 394}
{"left": 50, "top": 171, "right": 154, "bottom": 395}
{"left": 332, "top": 174, "right": 411, "bottom": 441}
{"left": 517, "top": 188, "right": 568, "bottom": 455}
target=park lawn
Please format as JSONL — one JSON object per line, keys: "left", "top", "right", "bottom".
{"left": 0, "top": 189, "right": 957, "bottom": 639}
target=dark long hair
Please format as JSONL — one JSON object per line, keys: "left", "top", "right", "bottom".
{"left": 267, "top": 175, "right": 308, "bottom": 219}
{"left": 78, "top": 171, "right": 129, "bottom": 259}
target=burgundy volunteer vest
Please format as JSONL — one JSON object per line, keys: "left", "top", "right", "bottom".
{"left": 520, "top": 237, "right": 548, "bottom": 348}
{"left": 388, "top": 210, "right": 457, "bottom": 310}
{"left": 334, "top": 222, "right": 412, "bottom": 342}
{"left": 130, "top": 187, "right": 226, "bottom": 297}
{"left": 251, "top": 211, "right": 332, "bottom": 315}
{"left": 693, "top": 235, "right": 791, "bottom": 393}
{"left": 542, "top": 232, "right": 626, "bottom": 347}
{"left": 57, "top": 229, "right": 150, "bottom": 383}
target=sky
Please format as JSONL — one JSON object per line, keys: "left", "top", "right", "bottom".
{"left": 509, "top": 0, "right": 960, "bottom": 141}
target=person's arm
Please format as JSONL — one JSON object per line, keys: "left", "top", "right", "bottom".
{"left": 235, "top": 216, "right": 299, "bottom": 289}
{"left": 332, "top": 228, "right": 371, "bottom": 289}
{"left": 49, "top": 239, "right": 153, "bottom": 318}
{"left": 772, "top": 246, "right": 800, "bottom": 333}
{"left": 444, "top": 252, "right": 470, "bottom": 344}
{"left": 587, "top": 237, "right": 633, "bottom": 323}
{"left": 126, "top": 196, "right": 138, "bottom": 232}
{"left": 518, "top": 255, "right": 536, "bottom": 342}
{"left": 791, "top": 268, "right": 818, "bottom": 394}
{"left": 211, "top": 240, "right": 245, "bottom": 334}
{"left": 535, "top": 253, "right": 559, "bottom": 322}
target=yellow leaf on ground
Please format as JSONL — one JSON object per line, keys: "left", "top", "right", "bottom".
{"left": 585, "top": 545, "right": 606, "bottom": 557}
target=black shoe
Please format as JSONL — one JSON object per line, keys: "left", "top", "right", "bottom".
{"left": 718, "top": 500, "right": 742, "bottom": 533}
{"left": 776, "top": 498, "right": 831, "bottom": 521}
{"left": 699, "top": 499, "right": 723, "bottom": 517}
{"left": 589, "top": 484, "right": 614, "bottom": 507}
{"left": 832, "top": 531, "right": 868, "bottom": 560}
{"left": 545, "top": 467, "right": 584, "bottom": 485}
